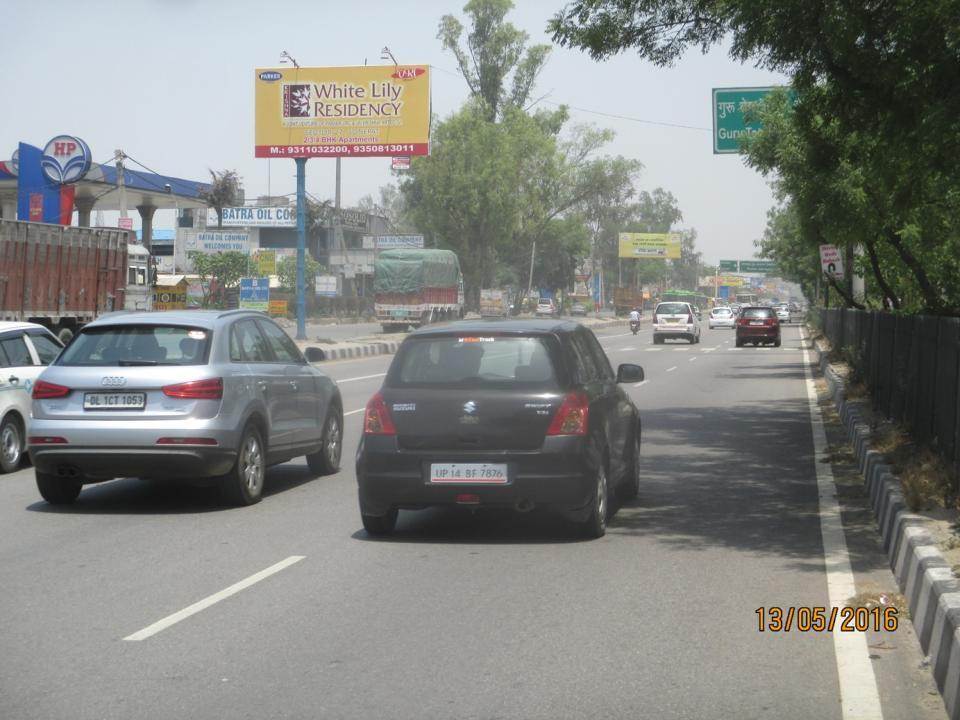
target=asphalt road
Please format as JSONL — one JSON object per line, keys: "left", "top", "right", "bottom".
{"left": 0, "top": 323, "right": 946, "bottom": 719}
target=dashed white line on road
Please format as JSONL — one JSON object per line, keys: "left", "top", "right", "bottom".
{"left": 645, "top": 348, "right": 662, "bottom": 352}
{"left": 688, "top": 357, "right": 697, "bottom": 362}
{"left": 701, "top": 347, "right": 718, "bottom": 353}
{"left": 672, "top": 348, "right": 691, "bottom": 352}
{"left": 617, "top": 347, "right": 636, "bottom": 352}
{"left": 665, "top": 366, "right": 677, "bottom": 372}
{"left": 633, "top": 380, "right": 648, "bottom": 388}
{"left": 123, "top": 556, "right": 306, "bottom": 642}
{"left": 344, "top": 408, "right": 364, "bottom": 416}
{"left": 338, "top": 373, "right": 387, "bottom": 383}
{"left": 800, "top": 329, "right": 883, "bottom": 719}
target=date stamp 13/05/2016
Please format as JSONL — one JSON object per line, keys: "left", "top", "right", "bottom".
{"left": 756, "top": 606, "right": 899, "bottom": 633}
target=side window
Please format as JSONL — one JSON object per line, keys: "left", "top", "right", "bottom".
{"left": 583, "top": 330, "right": 614, "bottom": 381}
{"left": 27, "top": 333, "right": 62, "bottom": 365}
{"left": 232, "top": 320, "right": 273, "bottom": 362}
{"left": 257, "top": 320, "right": 303, "bottom": 364}
{"left": 0, "top": 334, "right": 34, "bottom": 367}
{"left": 568, "top": 332, "right": 599, "bottom": 384}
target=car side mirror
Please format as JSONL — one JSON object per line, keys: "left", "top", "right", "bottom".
{"left": 304, "top": 347, "right": 325, "bottom": 363}
{"left": 617, "top": 363, "right": 644, "bottom": 383}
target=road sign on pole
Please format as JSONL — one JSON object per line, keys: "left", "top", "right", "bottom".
{"left": 712, "top": 87, "right": 796, "bottom": 154}
{"left": 718, "top": 260, "right": 738, "bottom": 272}
{"left": 819, "top": 244, "right": 845, "bottom": 280}
{"left": 738, "top": 260, "right": 776, "bottom": 273}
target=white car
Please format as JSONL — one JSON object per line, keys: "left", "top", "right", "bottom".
{"left": 652, "top": 301, "right": 701, "bottom": 344}
{"left": 708, "top": 307, "right": 736, "bottom": 329}
{"left": 0, "top": 322, "right": 64, "bottom": 473}
{"left": 775, "top": 305, "right": 791, "bottom": 323}
{"left": 535, "top": 298, "right": 557, "bottom": 317}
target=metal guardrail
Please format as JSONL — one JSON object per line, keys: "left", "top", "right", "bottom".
{"left": 820, "top": 308, "right": 960, "bottom": 488}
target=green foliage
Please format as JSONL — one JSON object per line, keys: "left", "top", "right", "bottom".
{"left": 202, "top": 170, "right": 243, "bottom": 229}
{"left": 276, "top": 255, "right": 324, "bottom": 293}
{"left": 188, "top": 251, "right": 255, "bottom": 308}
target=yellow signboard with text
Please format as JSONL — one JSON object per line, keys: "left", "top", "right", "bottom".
{"left": 257, "top": 250, "right": 277, "bottom": 275}
{"left": 254, "top": 65, "right": 431, "bottom": 158}
{"left": 618, "top": 233, "right": 682, "bottom": 260}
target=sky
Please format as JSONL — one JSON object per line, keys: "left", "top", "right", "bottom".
{"left": 0, "top": 0, "right": 788, "bottom": 264}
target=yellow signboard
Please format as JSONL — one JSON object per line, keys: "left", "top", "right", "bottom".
{"left": 254, "top": 65, "right": 431, "bottom": 158}
{"left": 716, "top": 275, "right": 745, "bottom": 287}
{"left": 268, "top": 299, "right": 288, "bottom": 317}
{"left": 153, "top": 290, "right": 187, "bottom": 311}
{"left": 257, "top": 250, "right": 277, "bottom": 275}
{"left": 618, "top": 232, "right": 682, "bottom": 260}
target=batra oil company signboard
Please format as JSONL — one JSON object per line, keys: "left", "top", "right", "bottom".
{"left": 254, "top": 65, "right": 431, "bottom": 158}
{"left": 207, "top": 206, "right": 295, "bottom": 227}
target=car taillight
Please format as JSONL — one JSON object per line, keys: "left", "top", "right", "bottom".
{"left": 364, "top": 392, "right": 396, "bottom": 435}
{"left": 547, "top": 392, "right": 590, "bottom": 436}
{"left": 32, "top": 380, "right": 70, "bottom": 399}
{"left": 161, "top": 378, "right": 223, "bottom": 400}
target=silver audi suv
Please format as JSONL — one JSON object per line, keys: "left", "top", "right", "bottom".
{"left": 29, "top": 310, "right": 343, "bottom": 506}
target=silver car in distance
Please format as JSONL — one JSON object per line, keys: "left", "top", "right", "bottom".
{"left": 29, "top": 310, "right": 343, "bottom": 507}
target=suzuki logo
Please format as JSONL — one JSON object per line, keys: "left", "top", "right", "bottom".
{"left": 101, "top": 376, "right": 127, "bottom": 387}
{"left": 462, "top": 401, "right": 477, "bottom": 415}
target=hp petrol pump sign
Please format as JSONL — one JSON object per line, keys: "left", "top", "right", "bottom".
{"left": 40, "top": 135, "right": 91, "bottom": 184}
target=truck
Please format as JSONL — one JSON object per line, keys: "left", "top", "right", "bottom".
{"left": 373, "top": 248, "right": 463, "bottom": 331}
{"left": 0, "top": 218, "right": 152, "bottom": 342}
{"left": 479, "top": 288, "right": 508, "bottom": 318}
{"left": 613, "top": 286, "right": 645, "bottom": 316}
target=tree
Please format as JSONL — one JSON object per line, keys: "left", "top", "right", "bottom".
{"left": 202, "top": 170, "right": 243, "bottom": 229}
{"left": 188, "top": 251, "right": 255, "bottom": 308}
{"left": 277, "top": 255, "right": 324, "bottom": 294}
{"left": 439, "top": 0, "right": 552, "bottom": 122}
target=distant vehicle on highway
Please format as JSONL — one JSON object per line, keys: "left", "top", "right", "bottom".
{"left": 774, "top": 305, "right": 791, "bottom": 323}
{"left": 356, "top": 319, "right": 644, "bottom": 539}
{"left": 569, "top": 302, "right": 588, "bottom": 317}
{"left": 0, "top": 322, "right": 64, "bottom": 473}
{"left": 535, "top": 298, "right": 558, "bottom": 317}
{"left": 708, "top": 307, "right": 735, "bottom": 329}
{"left": 735, "top": 306, "right": 781, "bottom": 348}
{"left": 29, "top": 310, "right": 343, "bottom": 506}
{"left": 652, "top": 301, "right": 701, "bottom": 344}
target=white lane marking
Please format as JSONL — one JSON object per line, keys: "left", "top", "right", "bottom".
{"left": 688, "top": 357, "right": 697, "bottom": 362}
{"left": 665, "top": 366, "right": 677, "bottom": 373}
{"left": 800, "top": 328, "right": 884, "bottom": 720}
{"left": 344, "top": 408, "right": 364, "bottom": 416}
{"left": 645, "top": 348, "right": 662, "bottom": 352}
{"left": 338, "top": 373, "right": 387, "bottom": 383}
{"left": 701, "top": 347, "right": 717, "bottom": 353}
{"left": 617, "top": 347, "right": 636, "bottom": 352}
{"left": 123, "top": 556, "right": 306, "bottom": 642}
{"left": 633, "top": 380, "right": 648, "bottom": 388}
{"left": 672, "top": 347, "right": 691, "bottom": 352}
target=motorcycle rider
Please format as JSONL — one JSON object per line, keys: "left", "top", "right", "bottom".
{"left": 629, "top": 306, "right": 641, "bottom": 333}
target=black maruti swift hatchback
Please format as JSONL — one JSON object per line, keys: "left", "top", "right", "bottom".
{"left": 356, "top": 320, "right": 644, "bottom": 539}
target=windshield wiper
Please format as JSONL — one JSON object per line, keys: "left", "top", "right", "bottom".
{"left": 117, "top": 360, "right": 159, "bottom": 366}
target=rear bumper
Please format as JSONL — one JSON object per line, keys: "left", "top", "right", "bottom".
{"left": 736, "top": 327, "right": 780, "bottom": 340}
{"left": 30, "top": 446, "right": 237, "bottom": 481}
{"left": 653, "top": 323, "right": 695, "bottom": 336}
{"left": 356, "top": 436, "right": 595, "bottom": 516}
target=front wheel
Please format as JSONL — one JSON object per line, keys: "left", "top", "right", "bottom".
{"left": 774, "top": 337, "right": 782, "bottom": 348}
{"left": 735, "top": 337, "right": 744, "bottom": 348}
{"left": 220, "top": 425, "right": 266, "bottom": 506}
{"left": 36, "top": 471, "right": 81, "bottom": 505}
{"left": 362, "top": 509, "right": 398, "bottom": 536}
{"left": 307, "top": 410, "right": 342, "bottom": 475}
{"left": 0, "top": 415, "right": 24, "bottom": 473}
{"left": 577, "top": 462, "right": 609, "bottom": 539}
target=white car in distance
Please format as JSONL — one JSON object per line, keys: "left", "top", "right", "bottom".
{"left": 708, "top": 307, "right": 736, "bottom": 329}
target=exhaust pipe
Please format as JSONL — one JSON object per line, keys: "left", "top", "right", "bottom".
{"left": 514, "top": 498, "right": 535, "bottom": 513}
{"left": 56, "top": 466, "right": 81, "bottom": 479}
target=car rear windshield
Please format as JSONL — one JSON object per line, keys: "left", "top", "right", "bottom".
{"left": 389, "top": 335, "right": 558, "bottom": 388}
{"left": 655, "top": 303, "right": 688, "bottom": 315}
{"left": 742, "top": 308, "right": 775, "bottom": 319}
{"left": 712, "top": 308, "right": 732, "bottom": 315}
{"left": 57, "top": 325, "right": 212, "bottom": 366}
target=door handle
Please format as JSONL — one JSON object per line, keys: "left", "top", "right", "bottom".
{"left": 8, "top": 376, "right": 18, "bottom": 384}
{"left": 289, "top": 381, "right": 299, "bottom": 391}
{"left": 257, "top": 380, "right": 268, "bottom": 392}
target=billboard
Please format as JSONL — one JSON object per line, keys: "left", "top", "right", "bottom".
{"left": 254, "top": 65, "right": 431, "bottom": 158}
{"left": 820, "top": 244, "right": 845, "bottom": 280}
{"left": 361, "top": 234, "right": 425, "bottom": 249}
{"left": 257, "top": 250, "right": 277, "bottom": 275}
{"left": 618, "top": 233, "right": 682, "bottom": 260}
{"left": 208, "top": 206, "right": 295, "bottom": 227}
{"left": 185, "top": 232, "right": 251, "bottom": 254}
{"left": 239, "top": 277, "right": 270, "bottom": 311}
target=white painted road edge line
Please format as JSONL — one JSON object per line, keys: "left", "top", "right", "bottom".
{"left": 665, "top": 366, "right": 677, "bottom": 373}
{"left": 633, "top": 380, "right": 648, "bottom": 388}
{"left": 338, "top": 373, "right": 387, "bottom": 383}
{"left": 123, "top": 556, "right": 306, "bottom": 642}
{"left": 800, "top": 327, "right": 884, "bottom": 719}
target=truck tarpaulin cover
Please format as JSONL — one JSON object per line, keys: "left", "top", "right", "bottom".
{"left": 373, "top": 249, "right": 461, "bottom": 293}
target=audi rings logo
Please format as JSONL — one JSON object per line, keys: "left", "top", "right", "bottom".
{"left": 101, "top": 376, "right": 127, "bottom": 387}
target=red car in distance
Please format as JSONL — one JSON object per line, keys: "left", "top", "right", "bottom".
{"left": 735, "top": 306, "right": 781, "bottom": 348}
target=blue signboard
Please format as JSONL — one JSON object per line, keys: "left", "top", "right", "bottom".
{"left": 240, "top": 277, "right": 270, "bottom": 310}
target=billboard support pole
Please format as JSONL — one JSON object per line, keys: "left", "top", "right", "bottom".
{"left": 295, "top": 157, "right": 307, "bottom": 340}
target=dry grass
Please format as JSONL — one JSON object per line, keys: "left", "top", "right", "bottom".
{"left": 901, "top": 448, "right": 955, "bottom": 511}
{"left": 848, "top": 590, "right": 910, "bottom": 616}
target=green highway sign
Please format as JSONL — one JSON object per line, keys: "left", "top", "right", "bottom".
{"left": 712, "top": 87, "right": 795, "bottom": 154}
{"left": 739, "top": 260, "right": 777, "bottom": 273}
{"left": 718, "top": 260, "right": 738, "bottom": 272}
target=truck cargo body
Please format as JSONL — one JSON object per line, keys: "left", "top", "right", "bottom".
{"left": 0, "top": 219, "right": 133, "bottom": 338}
{"left": 613, "top": 286, "right": 644, "bottom": 316}
{"left": 373, "top": 249, "right": 463, "bottom": 330}
{"left": 479, "top": 288, "right": 508, "bottom": 318}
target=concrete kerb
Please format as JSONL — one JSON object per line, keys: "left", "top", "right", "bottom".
{"left": 301, "top": 316, "right": 629, "bottom": 363}
{"left": 812, "top": 333, "right": 960, "bottom": 719}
